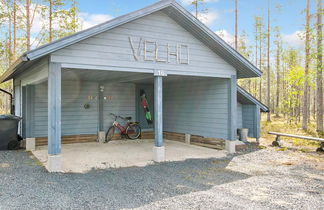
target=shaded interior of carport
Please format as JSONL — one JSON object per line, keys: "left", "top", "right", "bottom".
{"left": 21, "top": 67, "right": 235, "bottom": 162}
{"left": 24, "top": 69, "right": 232, "bottom": 138}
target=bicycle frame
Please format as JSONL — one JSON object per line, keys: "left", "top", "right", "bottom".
{"left": 112, "top": 120, "right": 128, "bottom": 134}
{"left": 106, "top": 113, "right": 141, "bottom": 142}
{"left": 111, "top": 114, "right": 129, "bottom": 134}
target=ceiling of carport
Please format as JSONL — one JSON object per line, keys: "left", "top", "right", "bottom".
{"left": 62, "top": 68, "right": 216, "bottom": 84}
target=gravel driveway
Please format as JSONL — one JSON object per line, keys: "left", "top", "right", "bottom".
{"left": 0, "top": 146, "right": 323, "bottom": 210}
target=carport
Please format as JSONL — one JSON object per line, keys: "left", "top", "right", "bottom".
{"left": 0, "top": 0, "right": 263, "bottom": 172}
{"left": 27, "top": 67, "right": 233, "bottom": 172}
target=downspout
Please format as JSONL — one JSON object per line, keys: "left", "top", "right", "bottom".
{"left": 0, "top": 88, "right": 14, "bottom": 115}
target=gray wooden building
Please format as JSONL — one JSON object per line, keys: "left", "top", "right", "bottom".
{"left": 0, "top": 0, "right": 268, "bottom": 172}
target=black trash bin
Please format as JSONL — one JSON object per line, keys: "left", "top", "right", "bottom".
{"left": 0, "top": 115, "right": 22, "bottom": 150}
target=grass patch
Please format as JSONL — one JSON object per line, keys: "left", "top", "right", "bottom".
{"left": 292, "top": 139, "right": 320, "bottom": 147}
{"left": 26, "top": 151, "right": 44, "bottom": 166}
{"left": 277, "top": 147, "right": 288, "bottom": 151}
{"left": 298, "top": 148, "right": 311, "bottom": 153}
{"left": 260, "top": 114, "right": 322, "bottom": 150}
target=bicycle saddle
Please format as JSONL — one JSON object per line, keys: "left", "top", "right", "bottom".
{"left": 125, "top": 117, "right": 132, "bottom": 120}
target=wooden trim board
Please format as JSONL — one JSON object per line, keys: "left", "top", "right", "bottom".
{"left": 35, "top": 131, "right": 225, "bottom": 150}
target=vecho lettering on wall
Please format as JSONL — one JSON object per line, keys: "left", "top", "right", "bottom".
{"left": 128, "top": 37, "right": 189, "bottom": 64}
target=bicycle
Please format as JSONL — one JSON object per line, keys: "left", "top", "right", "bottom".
{"left": 105, "top": 113, "right": 141, "bottom": 142}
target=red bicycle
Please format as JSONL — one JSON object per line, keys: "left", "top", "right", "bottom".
{"left": 105, "top": 113, "right": 141, "bottom": 142}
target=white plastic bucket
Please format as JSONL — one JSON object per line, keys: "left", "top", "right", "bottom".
{"left": 238, "top": 128, "right": 249, "bottom": 141}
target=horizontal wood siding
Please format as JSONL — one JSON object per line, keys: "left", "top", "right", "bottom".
{"left": 102, "top": 83, "right": 136, "bottom": 132}
{"left": 163, "top": 78, "right": 229, "bottom": 139}
{"left": 33, "top": 80, "right": 99, "bottom": 137}
{"left": 16, "top": 58, "right": 48, "bottom": 86}
{"left": 242, "top": 104, "right": 256, "bottom": 138}
{"left": 237, "top": 102, "right": 243, "bottom": 128}
{"left": 51, "top": 11, "right": 235, "bottom": 77}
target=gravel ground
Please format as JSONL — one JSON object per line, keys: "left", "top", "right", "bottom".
{"left": 0, "top": 146, "right": 323, "bottom": 210}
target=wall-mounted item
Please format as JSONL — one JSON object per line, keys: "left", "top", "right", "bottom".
{"left": 84, "top": 104, "right": 90, "bottom": 109}
{"left": 140, "top": 89, "right": 152, "bottom": 124}
{"left": 99, "top": 85, "right": 104, "bottom": 92}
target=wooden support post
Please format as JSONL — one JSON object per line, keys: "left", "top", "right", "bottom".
{"left": 272, "top": 135, "right": 282, "bottom": 147}
{"left": 26, "top": 138, "right": 35, "bottom": 151}
{"left": 153, "top": 70, "right": 166, "bottom": 162}
{"left": 185, "top": 134, "right": 191, "bottom": 144}
{"left": 25, "top": 85, "right": 35, "bottom": 138}
{"left": 255, "top": 105, "right": 261, "bottom": 141}
{"left": 21, "top": 86, "right": 27, "bottom": 138}
{"left": 98, "top": 84, "right": 104, "bottom": 132}
{"left": 317, "top": 142, "right": 324, "bottom": 152}
{"left": 228, "top": 75, "right": 237, "bottom": 141}
{"left": 47, "top": 62, "right": 62, "bottom": 172}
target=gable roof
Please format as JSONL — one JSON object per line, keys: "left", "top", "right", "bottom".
{"left": 237, "top": 86, "right": 269, "bottom": 112}
{"left": 0, "top": 0, "right": 262, "bottom": 83}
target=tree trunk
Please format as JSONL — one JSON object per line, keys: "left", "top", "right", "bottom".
{"left": 282, "top": 55, "right": 286, "bottom": 118}
{"left": 195, "top": 1, "right": 198, "bottom": 18}
{"left": 49, "top": 0, "right": 53, "bottom": 42}
{"left": 26, "top": 0, "right": 31, "bottom": 51}
{"left": 8, "top": 12, "right": 12, "bottom": 64}
{"left": 13, "top": 0, "right": 17, "bottom": 60}
{"left": 267, "top": 2, "right": 271, "bottom": 121}
{"left": 234, "top": 0, "right": 238, "bottom": 50}
{"left": 313, "top": 88, "right": 316, "bottom": 120}
{"left": 255, "top": 18, "right": 258, "bottom": 68}
{"left": 302, "top": 0, "right": 310, "bottom": 130}
{"left": 259, "top": 30, "right": 262, "bottom": 102}
{"left": 316, "top": 0, "right": 323, "bottom": 133}
{"left": 276, "top": 43, "right": 280, "bottom": 117}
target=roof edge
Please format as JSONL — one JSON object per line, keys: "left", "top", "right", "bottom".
{"left": 237, "top": 86, "right": 269, "bottom": 112}
{"left": 0, "top": 55, "right": 28, "bottom": 83}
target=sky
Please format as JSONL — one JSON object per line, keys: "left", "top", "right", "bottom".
{"left": 75, "top": 0, "right": 320, "bottom": 50}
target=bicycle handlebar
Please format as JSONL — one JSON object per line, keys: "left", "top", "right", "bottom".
{"left": 110, "top": 113, "right": 126, "bottom": 120}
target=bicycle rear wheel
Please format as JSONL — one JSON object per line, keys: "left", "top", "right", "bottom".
{"left": 105, "top": 126, "right": 115, "bottom": 142}
{"left": 126, "top": 124, "right": 141, "bottom": 140}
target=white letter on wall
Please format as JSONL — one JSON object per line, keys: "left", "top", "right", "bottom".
{"left": 129, "top": 37, "right": 142, "bottom": 61}
{"left": 144, "top": 40, "right": 156, "bottom": 61}
{"left": 167, "top": 44, "right": 178, "bottom": 64}
{"left": 179, "top": 44, "right": 189, "bottom": 64}
{"left": 155, "top": 42, "right": 167, "bottom": 63}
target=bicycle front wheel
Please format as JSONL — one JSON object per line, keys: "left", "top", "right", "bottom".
{"left": 126, "top": 124, "right": 141, "bottom": 140}
{"left": 105, "top": 126, "right": 115, "bottom": 142}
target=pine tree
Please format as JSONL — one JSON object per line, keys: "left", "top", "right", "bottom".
{"left": 267, "top": 0, "right": 271, "bottom": 121}
{"left": 26, "top": 0, "right": 31, "bottom": 50}
{"left": 190, "top": 0, "right": 208, "bottom": 21}
{"left": 274, "top": 27, "right": 282, "bottom": 117}
{"left": 316, "top": 0, "right": 323, "bottom": 133}
{"left": 234, "top": 0, "right": 238, "bottom": 50}
{"left": 302, "top": 0, "right": 310, "bottom": 130}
